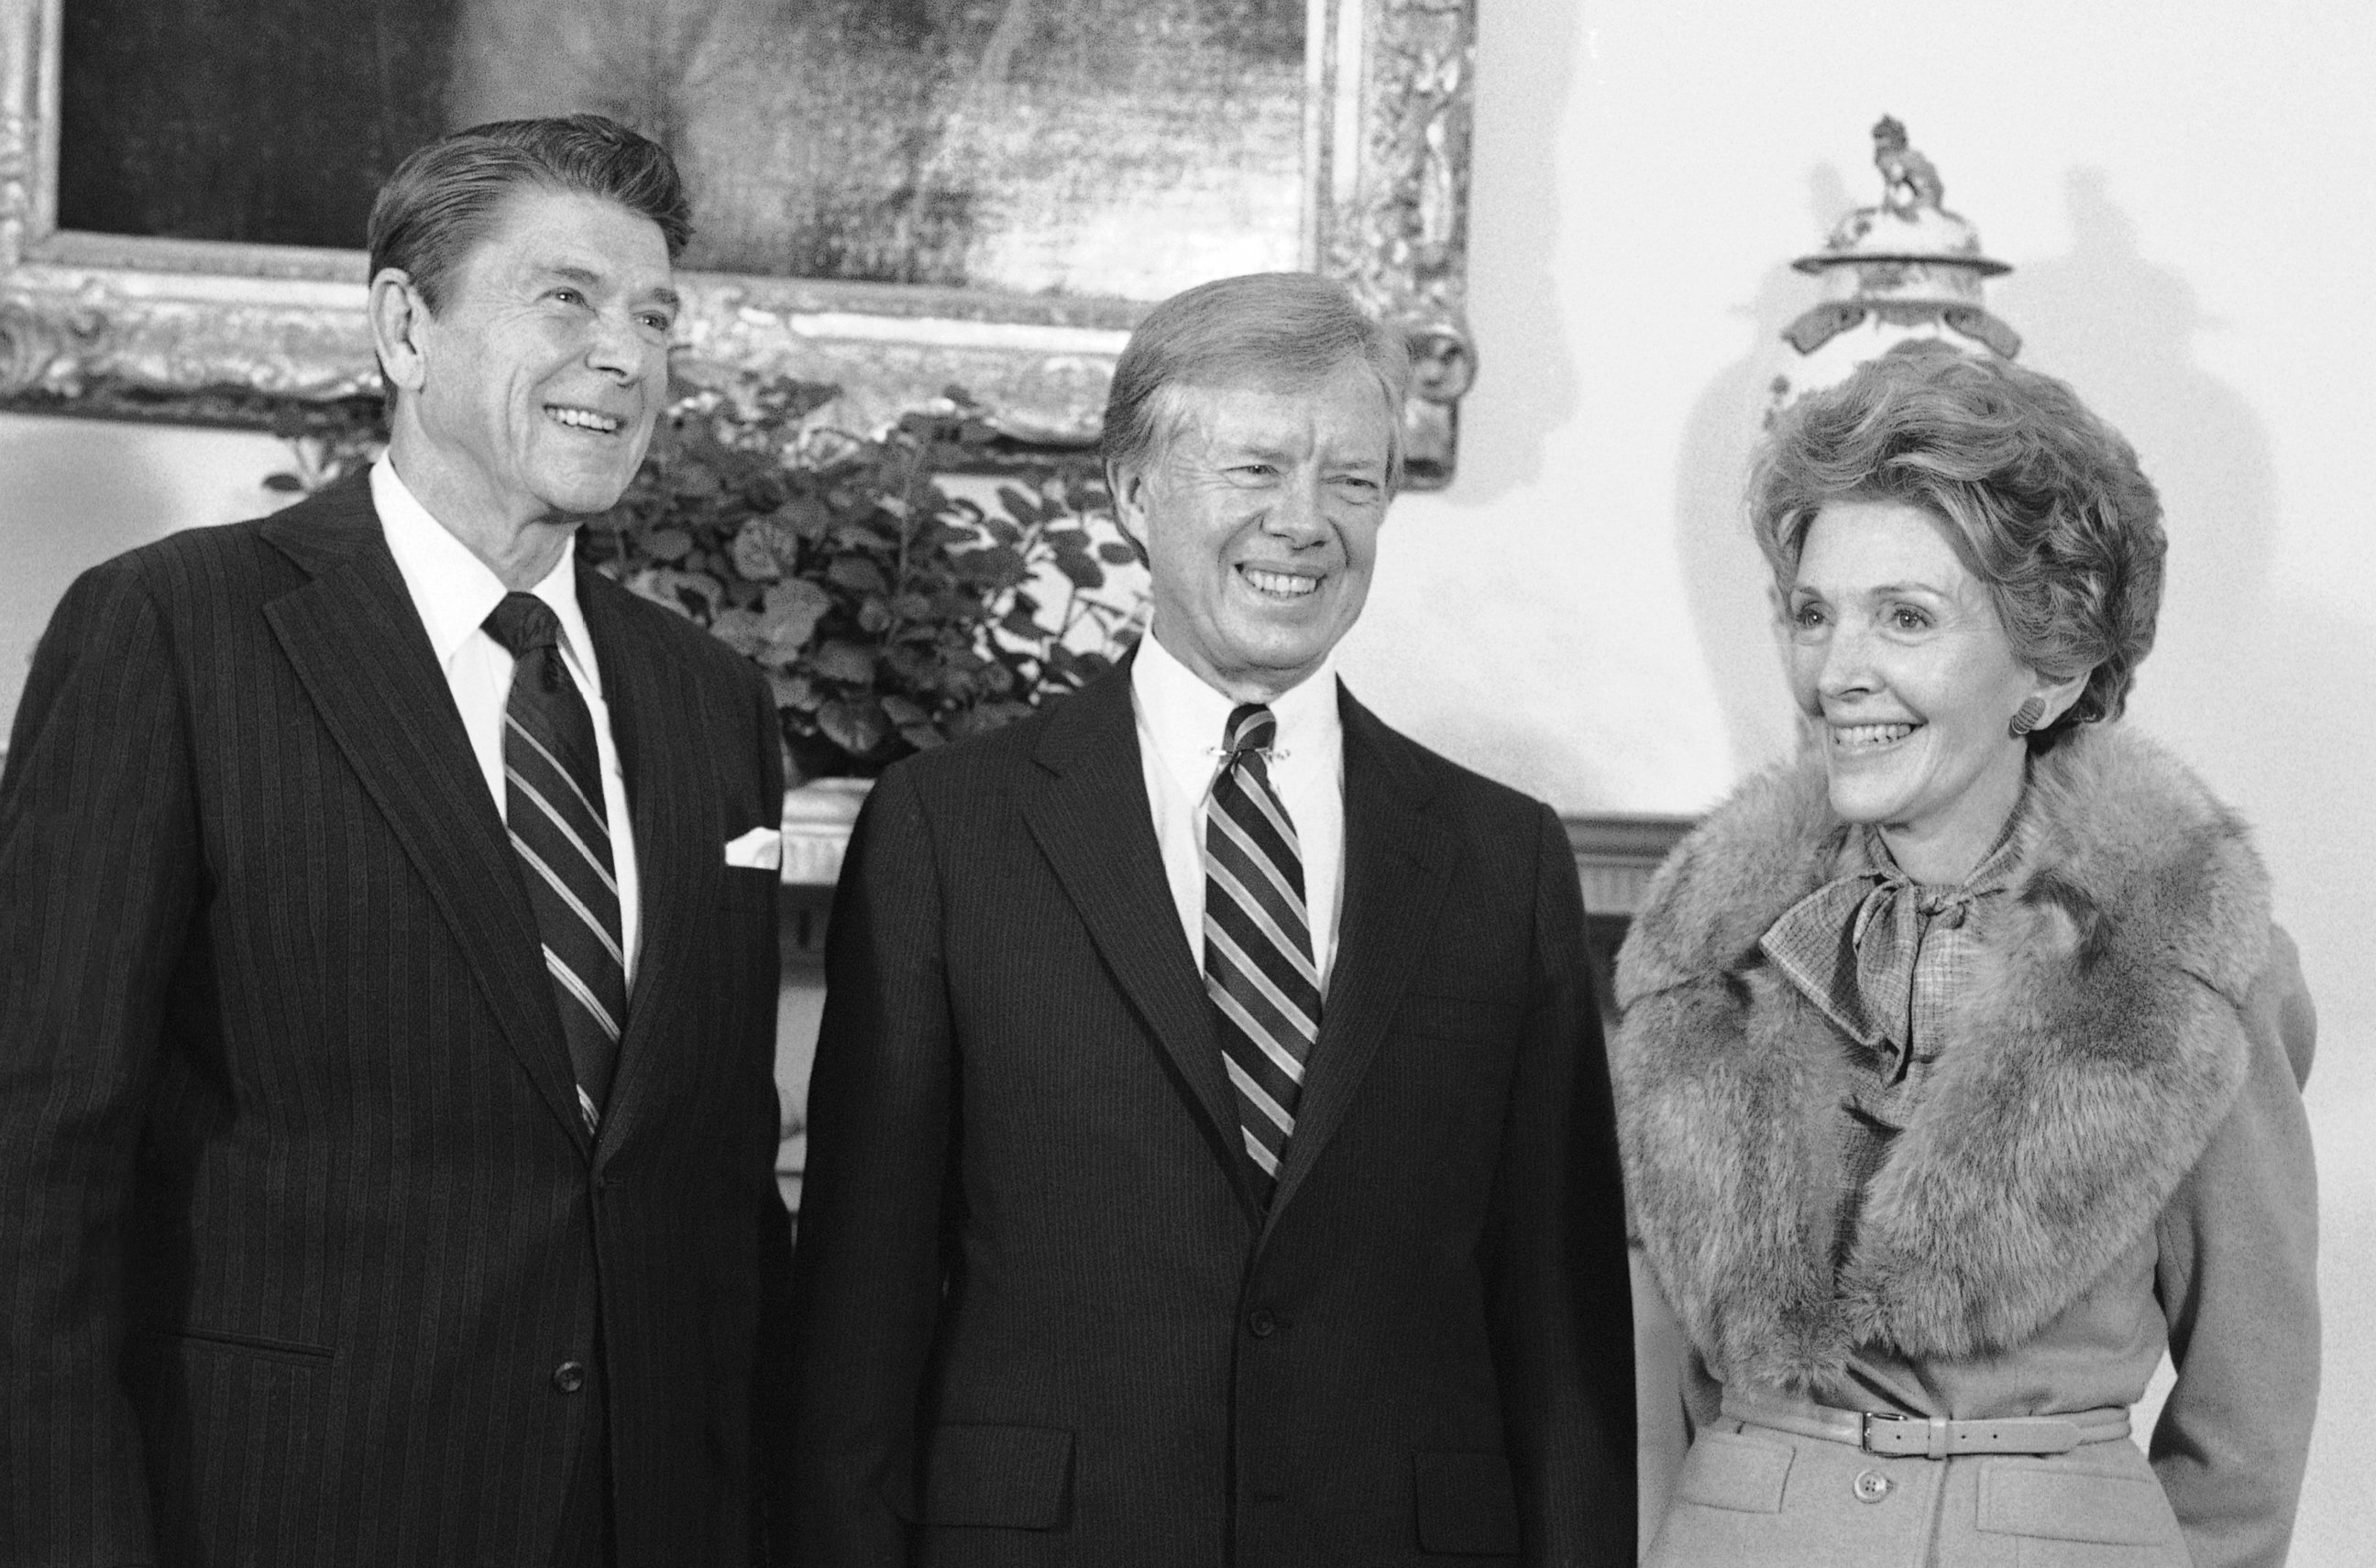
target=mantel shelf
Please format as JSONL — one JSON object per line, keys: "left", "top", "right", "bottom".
{"left": 781, "top": 781, "right": 1692, "bottom": 916}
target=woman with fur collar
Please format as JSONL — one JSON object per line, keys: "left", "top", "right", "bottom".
{"left": 1615, "top": 344, "right": 2317, "bottom": 1568}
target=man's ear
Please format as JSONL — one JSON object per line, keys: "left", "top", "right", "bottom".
{"left": 1107, "top": 459, "right": 1152, "bottom": 559}
{"left": 368, "top": 268, "right": 431, "bottom": 396}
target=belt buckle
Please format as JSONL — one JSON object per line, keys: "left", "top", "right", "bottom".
{"left": 1858, "top": 1411, "right": 1915, "bottom": 1454}
{"left": 1862, "top": 1410, "right": 1956, "bottom": 1459}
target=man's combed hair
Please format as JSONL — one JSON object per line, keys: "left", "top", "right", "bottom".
{"left": 368, "top": 114, "right": 693, "bottom": 315}
{"left": 1102, "top": 272, "right": 1414, "bottom": 489}
{"left": 1750, "top": 342, "right": 2167, "bottom": 749}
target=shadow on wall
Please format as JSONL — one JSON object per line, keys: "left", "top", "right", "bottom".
{"left": 1448, "top": 0, "right": 1583, "bottom": 503}
{"left": 1999, "top": 168, "right": 2376, "bottom": 1563}
{"left": 1995, "top": 169, "right": 2278, "bottom": 743}
{"left": 1994, "top": 172, "right": 2376, "bottom": 947}
{"left": 1666, "top": 163, "right": 1857, "bottom": 778}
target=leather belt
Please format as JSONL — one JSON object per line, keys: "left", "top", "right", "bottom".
{"left": 1721, "top": 1389, "right": 2130, "bottom": 1459}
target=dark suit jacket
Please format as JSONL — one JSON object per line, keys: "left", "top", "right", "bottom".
{"left": 783, "top": 663, "right": 1634, "bottom": 1567}
{"left": 0, "top": 475, "right": 791, "bottom": 1566}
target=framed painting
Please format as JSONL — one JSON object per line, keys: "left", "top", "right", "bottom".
{"left": 0, "top": 0, "right": 1478, "bottom": 483}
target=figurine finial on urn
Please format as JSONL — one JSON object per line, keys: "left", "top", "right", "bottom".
{"left": 1769, "top": 116, "right": 2021, "bottom": 419}
{"left": 1872, "top": 115, "right": 1945, "bottom": 214}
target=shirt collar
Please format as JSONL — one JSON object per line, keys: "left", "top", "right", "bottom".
{"left": 1842, "top": 798, "right": 2027, "bottom": 911}
{"left": 371, "top": 455, "right": 601, "bottom": 697}
{"left": 1763, "top": 791, "right": 2030, "bottom": 1052}
{"left": 1131, "top": 623, "right": 1340, "bottom": 799}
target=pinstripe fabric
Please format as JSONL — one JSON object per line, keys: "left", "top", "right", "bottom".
{"left": 485, "top": 592, "right": 627, "bottom": 1131}
{"left": 1203, "top": 703, "right": 1320, "bottom": 1199}
{"left": 0, "top": 475, "right": 791, "bottom": 1567}
{"left": 784, "top": 662, "right": 1637, "bottom": 1568}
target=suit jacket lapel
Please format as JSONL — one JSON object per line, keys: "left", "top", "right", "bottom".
{"left": 1261, "top": 686, "right": 1456, "bottom": 1234}
{"left": 580, "top": 567, "right": 717, "bottom": 1160}
{"left": 259, "top": 475, "right": 590, "bottom": 1156}
{"left": 1021, "top": 661, "right": 1260, "bottom": 1218}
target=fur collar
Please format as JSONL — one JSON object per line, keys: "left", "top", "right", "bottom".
{"left": 1613, "top": 725, "right": 2270, "bottom": 1389}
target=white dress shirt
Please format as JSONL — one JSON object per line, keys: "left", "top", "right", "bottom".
{"left": 371, "top": 457, "right": 643, "bottom": 989}
{"left": 1131, "top": 627, "right": 1346, "bottom": 994}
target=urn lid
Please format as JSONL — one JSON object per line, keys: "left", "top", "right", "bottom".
{"left": 1770, "top": 116, "right": 2022, "bottom": 417}
{"left": 1793, "top": 116, "right": 2011, "bottom": 294}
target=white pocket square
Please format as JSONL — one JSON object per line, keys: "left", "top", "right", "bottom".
{"left": 723, "top": 826, "right": 783, "bottom": 871}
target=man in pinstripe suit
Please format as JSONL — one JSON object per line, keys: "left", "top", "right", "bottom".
{"left": 783, "top": 274, "right": 1636, "bottom": 1566}
{"left": 0, "top": 117, "right": 788, "bottom": 1565}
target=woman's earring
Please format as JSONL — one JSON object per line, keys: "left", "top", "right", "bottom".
{"left": 2008, "top": 696, "right": 2048, "bottom": 738}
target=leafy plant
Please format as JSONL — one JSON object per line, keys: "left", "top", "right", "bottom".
{"left": 264, "top": 398, "right": 391, "bottom": 499}
{"left": 267, "top": 380, "right": 1148, "bottom": 783}
{"left": 584, "top": 378, "right": 1143, "bottom": 780}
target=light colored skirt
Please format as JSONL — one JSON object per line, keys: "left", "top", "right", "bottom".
{"left": 1644, "top": 1396, "right": 2186, "bottom": 1568}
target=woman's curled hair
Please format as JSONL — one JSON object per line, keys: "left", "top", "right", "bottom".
{"left": 1749, "top": 342, "right": 2167, "bottom": 749}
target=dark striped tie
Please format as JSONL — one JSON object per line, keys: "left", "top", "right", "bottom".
{"left": 484, "top": 592, "right": 626, "bottom": 1137}
{"left": 1204, "top": 703, "right": 1322, "bottom": 1203}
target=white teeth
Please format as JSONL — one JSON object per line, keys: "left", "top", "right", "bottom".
{"left": 547, "top": 406, "right": 621, "bottom": 433}
{"left": 1242, "top": 568, "right": 1318, "bottom": 597}
{"left": 1833, "top": 722, "right": 1917, "bottom": 749}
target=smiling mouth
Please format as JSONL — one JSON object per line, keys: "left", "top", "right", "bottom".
{"left": 546, "top": 404, "right": 622, "bottom": 434}
{"left": 1238, "top": 565, "right": 1320, "bottom": 599}
{"left": 1832, "top": 721, "right": 1921, "bottom": 751}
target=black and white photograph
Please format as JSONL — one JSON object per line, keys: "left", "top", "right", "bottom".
{"left": 0, "top": 0, "right": 2367, "bottom": 1564}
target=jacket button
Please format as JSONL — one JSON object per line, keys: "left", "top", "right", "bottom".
{"left": 1853, "top": 1468, "right": 1891, "bottom": 1503}
{"left": 552, "top": 1361, "right": 588, "bottom": 1394}
{"left": 1247, "top": 1308, "right": 1278, "bottom": 1338}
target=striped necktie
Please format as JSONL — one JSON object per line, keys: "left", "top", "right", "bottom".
{"left": 484, "top": 592, "right": 626, "bottom": 1137}
{"left": 1203, "top": 702, "right": 1322, "bottom": 1203}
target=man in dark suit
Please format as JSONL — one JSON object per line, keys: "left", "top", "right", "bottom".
{"left": 784, "top": 273, "right": 1634, "bottom": 1566}
{"left": 0, "top": 115, "right": 788, "bottom": 1565}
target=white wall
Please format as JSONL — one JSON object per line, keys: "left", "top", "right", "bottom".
{"left": 0, "top": 416, "right": 292, "bottom": 728}
{"left": 3, "top": 1, "right": 2369, "bottom": 1556}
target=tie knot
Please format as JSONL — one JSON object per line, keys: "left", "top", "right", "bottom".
{"left": 484, "top": 591, "right": 563, "bottom": 657}
{"left": 1221, "top": 703, "right": 1277, "bottom": 757}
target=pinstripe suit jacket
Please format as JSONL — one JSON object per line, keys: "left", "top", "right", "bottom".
{"left": 0, "top": 475, "right": 790, "bottom": 1566}
{"left": 781, "top": 663, "right": 1636, "bottom": 1567}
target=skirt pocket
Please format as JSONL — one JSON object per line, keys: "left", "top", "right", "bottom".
{"left": 1674, "top": 1429, "right": 1793, "bottom": 1514}
{"left": 1975, "top": 1454, "right": 2188, "bottom": 1568}
{"left": 1644, "top": 1428, "right": 1800, "bottom": 1566}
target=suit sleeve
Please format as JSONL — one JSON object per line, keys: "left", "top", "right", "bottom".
{"left": 778, "top": 762, "right": 956, "bottom": 1566}
{"left": 0, "top": 560, "right": 200, "bottom": 1563}
{"left": 2150, "top": 926, "right": 2319, "bottom": 1568}
{"left": 1484, "top": 803, "right": 1637, "bottom": 1567}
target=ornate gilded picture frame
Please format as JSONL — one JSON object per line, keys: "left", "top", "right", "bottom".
{"left": 0, "top": 0, "right": 1476, "bottom": 484}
